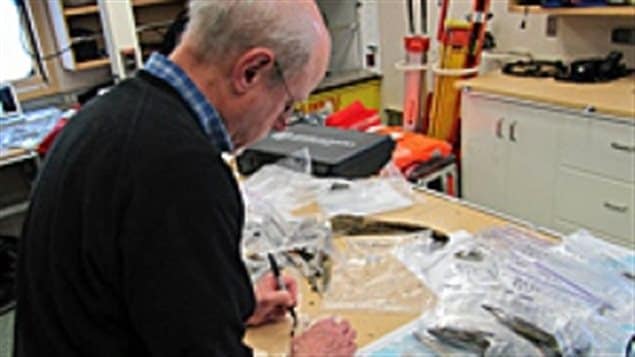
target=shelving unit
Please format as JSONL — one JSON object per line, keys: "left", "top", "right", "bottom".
{"left": 49, "top": 1, "right": 109, "bottom": 71}
{"left": 62, "top": 0, "right": 181, "bottom": 17}
{"left": 508, "top": 1, "right": 635, "bottom": 16}
{"left": 48, "top": 0, "right": 185, "bottom": 71}
{"left": 63, "top": 5, "right": 99, "bottom": 16}
{"left": 132, "top": 0, "right": 182, "bottom": 7}
{"left": 74, "top": 58, "right": 110, "bottom": 70}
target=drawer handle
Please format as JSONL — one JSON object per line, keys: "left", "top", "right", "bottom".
{"left": 509, "top": 121, "right": 518, "bottom": 142}
{"left": 496, "top": 118, "right": 504, "bottom": 139}
{"left": 604, "top": 202, "right": 629, "bottom": 213}
{"left": 610, "top": 142, "right": 635, "bottom": 153}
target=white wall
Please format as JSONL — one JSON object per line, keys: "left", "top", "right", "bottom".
{"left": 487, "top": 2, "right": 635, "bottom": 65}
{"left": 379, "top": 0, "right": 635, "bottom": 112}
{"left": 317, "top": 0, "right": 382, "bottom": 73}
{"left": 378, "top": 0, "right": 409, "bottom": 111}
{"left": 318, "top": 0, "right": 364, "bottom": 73}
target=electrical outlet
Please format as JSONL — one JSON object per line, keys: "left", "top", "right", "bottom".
{"left": 612, "top": 28, "right": 635, "bottom": 45}
{"left": 546, "top": 16, "right": 557, "bottom": 38}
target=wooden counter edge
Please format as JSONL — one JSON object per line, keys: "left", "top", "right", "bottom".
{"left": 456, "top": 74, "right": 635, "bottom": 120}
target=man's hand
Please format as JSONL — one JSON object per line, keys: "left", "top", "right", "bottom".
{"left": 291, "top": 317, "right": 357, "bottom": 356}
{"left": 247, "top": 272, "right": 298, "bottom": 326}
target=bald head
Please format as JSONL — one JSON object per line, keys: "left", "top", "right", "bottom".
{"left": 183, "top": 0, "right": 330, "bottom": 80}
{"left": 171, "top": 0, "right": 330, "bottom": 150}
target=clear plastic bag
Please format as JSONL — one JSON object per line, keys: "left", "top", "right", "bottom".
{"left": 581, "top": 312, "right": 634, "bottom": 355}
{"left": 322, "top": 234, "right": 432, "bottom": 313}
{"left": 558, "top": 230, "right": 635, "bottom": 281}
{"left": 477, "top": 226, "right": 559, "bottom": 261}
{"left": 393, "top": 231, "right": 499, "bottom": 295}
{"left": 316, "top": 178, "right": 414, "bottom": 217}
{"left": 243, "top": 156, "right": 419, "bottom": 219}
{"left": 413, "top": 299, "right": 543, "bottom": 357}
{"left": 390, "top": 226, "right": 633, "bottom": 356}
{"left": 242, "top": 166, "right": 325, "bottom": 220}
{"left": 241, "top": 196, "right": 333, "bottom": 284}
{"left": 316, "top": 162, "right": 417, "bottom": 217}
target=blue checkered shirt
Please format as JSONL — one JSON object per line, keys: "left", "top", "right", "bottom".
{"left": 143, "top": 52, "right": 233, "bottom": 152}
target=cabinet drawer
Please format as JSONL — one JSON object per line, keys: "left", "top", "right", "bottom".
{"left": 560, "top": 118, "right": 635, "bottom": 182}
{"left": 555, "top": 168, "right": 634, "bottom": 242}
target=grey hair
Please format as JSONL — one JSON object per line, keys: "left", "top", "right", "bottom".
{"left": 185, "top": 0, "right": 315, "bottom": 79}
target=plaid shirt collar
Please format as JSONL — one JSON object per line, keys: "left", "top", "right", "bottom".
{"left": 143, "top": 52, "right": 233, "bottom": 152}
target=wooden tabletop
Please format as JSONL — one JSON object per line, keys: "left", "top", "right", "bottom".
{"left": 244, "top": 190, "right": 557, "bottom": 354}
{"left": 0, "top": 148, "right": 35, "bottom": 167}
{"left": 457, "top": 72, "right": 635, "bottom": 119}
{"left": 0, "top": 148, "right": 29, "bottom": 160}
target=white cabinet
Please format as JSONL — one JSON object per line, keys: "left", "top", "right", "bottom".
{"left": 462, "top": 90, "right": 635, "bottom": 247}
{"left": 461, "top": 94, "right": 508, "bottom": 212}
{"left": 560, "top": 117, "right": 635, "bottom": 183}
{"left": 502, "top": 101, "right": 561, "bottom": 227}
{"left": 555, "top": 168, "right": 634, "bottom": 245}
{"left": 461, "top": 92, "right": 560, "bottom": 228}
{"left": 555, "top": 117, "right": 634, "bottom": 247}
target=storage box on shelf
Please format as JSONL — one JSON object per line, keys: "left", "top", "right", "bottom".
{"left": 48, "top": 0, "right": 107, "bottom": 71}
{"left": 47, "top": 0, "right": 185, "bottom": 71}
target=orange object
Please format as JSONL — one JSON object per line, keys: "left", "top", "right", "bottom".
{"left": 447, "top": 172, "right": 456, "bottom": 196}
{"left": 402, "top": 36, "right": 430, "bottom": 133}
{"left": 325, "top": 100, "right": 380, "bottom": 132}
{"left": 371, "top": 126, "right": 452, "bottom": 171}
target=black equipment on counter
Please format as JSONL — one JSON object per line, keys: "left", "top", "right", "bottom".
{"left": 555, "top": 51, "right": 630, "bottom": 83}
{"left": 502, "top": 60, "right": 567, "bottom": 78}
{"left": 502, "top": 51, "right": 631, "bottom": 83}
{"left": 237, "top": 124, "right": 395, "bottom": 178}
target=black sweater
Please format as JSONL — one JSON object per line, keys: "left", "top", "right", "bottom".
{"left": 14, "top": 72, "right": 255, "bottom": 356}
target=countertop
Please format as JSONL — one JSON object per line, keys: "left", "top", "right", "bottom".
{"left": 457, "top": 72, "right": 635, "bottom": 119}
{"left": 315, "top": 69, "right": 381, "bottom": 93}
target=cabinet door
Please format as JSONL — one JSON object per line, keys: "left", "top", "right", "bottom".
{"left": 461, "top": 92, "right": 508, "bottom": 212}
{"left": 504, "top": 104, "right": 562, "bottom": 228}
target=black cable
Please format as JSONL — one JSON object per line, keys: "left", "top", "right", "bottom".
{"left": 14, "top": 0, "right": 105, "bottom": 77}
{"left": 14, "top": 0, "right": 49, "bottom": 82}
{"left": 21, "top": 42, "right": 73, "bottom": 61}
{"left": 520, "top": 6, "right": 528, "bottom": 30}
{"left": 406, "top": 0, "right": 415, "bottom": 34}
{"left": 625, "top": 334, "right": 634, "bottom": 357}
{"left": 20, "top": 29, "right": 102, "bottom": 61}
{"left": 420, "top": 0, "right": 426, "bottom": 34}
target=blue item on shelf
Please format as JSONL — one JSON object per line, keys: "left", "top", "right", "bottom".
{"left": 541, "top": 0, "right": 606, "bottom": 7}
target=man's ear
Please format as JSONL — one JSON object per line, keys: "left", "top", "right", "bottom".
{"left": 231, "top": 48, "right": 275, "bottom": 94}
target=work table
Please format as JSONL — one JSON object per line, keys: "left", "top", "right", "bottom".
{"left": 458, "top": 72, "right": 635, "bottom": 119}
{"left": 245, "top": 189, "right": 557, "bottom": 354}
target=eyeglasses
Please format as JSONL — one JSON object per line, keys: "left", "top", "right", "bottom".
{"left": 273, "top": 60, "right": 296, "bottom": 117}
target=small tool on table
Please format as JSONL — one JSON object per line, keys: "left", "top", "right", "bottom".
{"left": 267, "top": 253, "right": 298, "bottom": 336}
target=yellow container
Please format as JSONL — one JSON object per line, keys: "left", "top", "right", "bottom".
{"left": 297, "top": 78, "right": 381, "bottom": 115}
